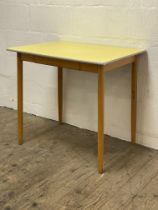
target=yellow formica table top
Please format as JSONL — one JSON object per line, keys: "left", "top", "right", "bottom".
{"left": 8, "top": 41, "right": 144, "bottom": 65}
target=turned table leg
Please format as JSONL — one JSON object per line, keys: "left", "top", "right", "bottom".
{"left": 98, "top": 69, "right": 104, "bottom": 174}
{"left": 131, "top": 59, "right": 137, "bottom": 144}
{"left": 17, "top": 53, "right": 23, "bottom": 145}
{"left": 58, "top": 67, "right": 63, "bottom": 124}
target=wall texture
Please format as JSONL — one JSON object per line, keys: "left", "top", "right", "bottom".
{"left": 0, "top": 0, "right": 158, "bottom": 149}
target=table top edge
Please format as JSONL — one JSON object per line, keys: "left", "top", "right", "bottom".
{"left": 7, "top": 47, "right": 145, "bottom": 66}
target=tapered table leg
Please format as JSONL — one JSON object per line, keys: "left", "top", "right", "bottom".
{"left": 17, "top": 53, "right": 23, "bottom": 145}
{"left": 58, "top": 67, "right": 63, "bottom": 124}
{"left": 98, "top": 69, "right": 104, "bottom": 174}
{"left": 131, "top": 59, "right": 137, "bottom": 144}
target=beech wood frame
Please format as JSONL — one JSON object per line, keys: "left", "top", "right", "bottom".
{"left": 17, "top": 52, "right": 137, "bottom": 174}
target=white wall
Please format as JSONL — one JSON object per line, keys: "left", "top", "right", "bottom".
{"left": 0, "top": 0, "right": 158, "bottom": 149}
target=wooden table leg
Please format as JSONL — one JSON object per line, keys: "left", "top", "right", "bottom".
{"left": 58, "top": 67, "right": 63, "bottom": 124}
{"left": 98, "top": 69, "right": 104, "bottom": 174}
{"left": 131, "top": 59, "right": 137, "bottom": 144}
{"left": 17, "top": 53, "right": 23, "bottom": 145}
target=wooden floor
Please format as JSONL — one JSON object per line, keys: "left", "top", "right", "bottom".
{"left": 0, "top": 107, "right": 158, "bottom": 210}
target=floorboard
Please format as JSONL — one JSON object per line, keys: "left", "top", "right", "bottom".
{"left": 0, "top": 107, "right": 157, "bottom": 210}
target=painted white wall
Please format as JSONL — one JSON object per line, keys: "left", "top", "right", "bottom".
{"left": 0, "top": 0, "right": 158, "bottom": 149}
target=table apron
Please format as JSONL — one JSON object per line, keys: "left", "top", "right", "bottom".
{"left": 20, "top": 53, "right": 136, "bottom": 73}
{"left": 104, "top": 56, "right": 135, "bottom": 72}
{"left": 20, "top": 53, "right": 99, "bottom": 73}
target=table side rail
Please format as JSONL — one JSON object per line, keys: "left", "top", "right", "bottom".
{"left": 103, "top": 56, "right": 135, "bottom": 72}
{"left": 20, "top": 53, "right": 99, "bottom": 73}
{"left": 20, "top": 53, "right": 135, "bottom": 73}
